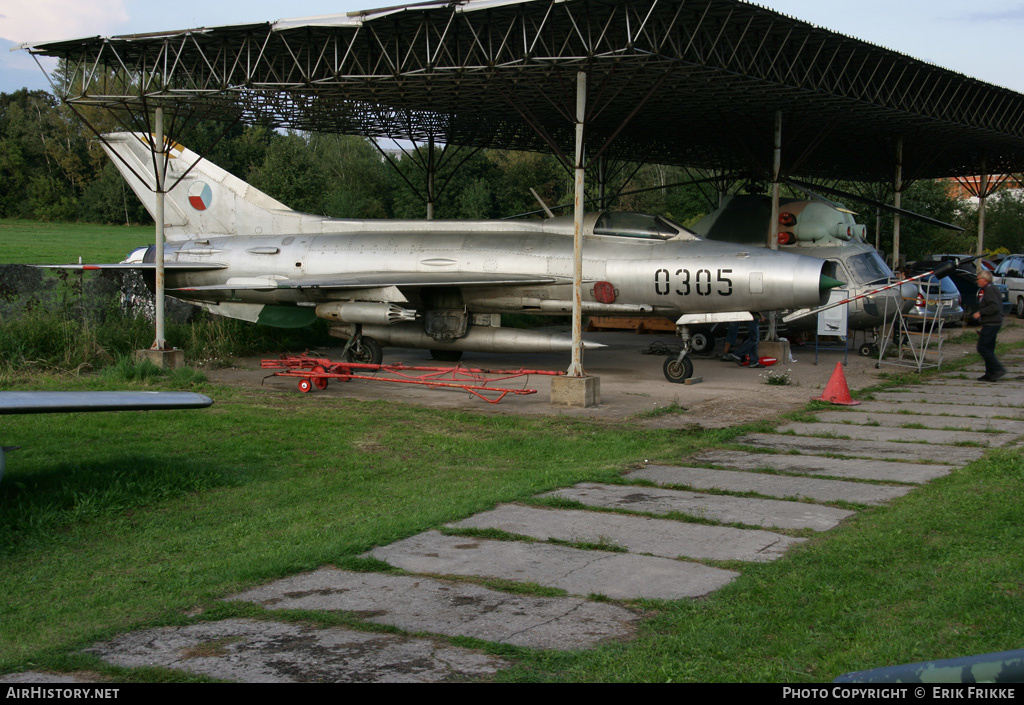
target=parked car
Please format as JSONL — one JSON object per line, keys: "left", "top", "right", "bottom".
{"left": 915, "top": 257, "right": 1010, "bottom": 323}
{"left": 993, "top": 254, "right": 1024, "bottom": 318}
{"left": 926, "top": 253, "right": 999, "bottom": 273}
{"left": 909, "top": 274, "right": 964, "bottom": 328}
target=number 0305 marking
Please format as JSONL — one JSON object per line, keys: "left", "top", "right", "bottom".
{"left": 654, "top": 268, "right": 733, "bottom": 296}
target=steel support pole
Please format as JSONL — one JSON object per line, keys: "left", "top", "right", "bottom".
{"left": 153, "top": 107, "right": 166, "bottom": 350}
{"left": 892, "top": 137, "right": 903, "bottom": 270}
{"left": 875, "top": 206, "right": 882, "bottom": 251}
{"left": 567, "top": 71, "right": 587, "bottom": 378}
{"left": 769, "top": 110, "right": 782, "bottom": 251}
{"left": 767, "top": 110, "right": 782, "bottom": 340}
{"left": 426, "top": 136, "right": 435, "bottom": 220}
{"left": 977, "top": 170, "right": 989, "bottom": 258}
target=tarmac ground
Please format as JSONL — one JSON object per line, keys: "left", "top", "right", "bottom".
{"left": 216, "top": 322, "right": 996, "bottom": 426}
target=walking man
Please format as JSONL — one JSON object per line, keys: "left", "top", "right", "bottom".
{"left": 973, "top": 270, "right": 1006, "bottom": 382}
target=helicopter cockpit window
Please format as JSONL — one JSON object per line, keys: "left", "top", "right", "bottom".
{"left": 847, "top": 251, "right": 892, "bottom": 285}
{"left": 593, "top": 212, "right": 696, "bottom": 241}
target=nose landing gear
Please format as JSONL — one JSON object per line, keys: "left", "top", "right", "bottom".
{"left": 663, "top": 354, "right": 694, "bottom": 383}
{"left": 663, "top": 325, "right": 695, "bottom": 383}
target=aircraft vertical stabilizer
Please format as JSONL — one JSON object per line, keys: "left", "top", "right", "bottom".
{"left": 100, "top": 132, "right": 326, "bottom": 241}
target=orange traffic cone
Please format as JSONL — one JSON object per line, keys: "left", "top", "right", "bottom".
{"left": 814, "top": 362, "right": 861, "bottom": 406}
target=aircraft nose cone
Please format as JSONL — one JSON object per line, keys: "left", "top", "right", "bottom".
{"left": 819, "top": 274, "right": 846, "bottom": 291}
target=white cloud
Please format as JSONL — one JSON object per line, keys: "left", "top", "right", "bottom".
{"left": 0, "top": 0, "right": 129, "bottom": 44}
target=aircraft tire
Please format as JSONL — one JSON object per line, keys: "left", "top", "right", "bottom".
{"left": 690, "top": 330, "right": 715, "bottom": 355}
{"left": 345, "top": 337, "right": 384, "bottom": 365}
{"left": 430, "top": 349, "right": 464, "bottom": 362}
{"left": 663, "top": 355, "right": 694, "bottom": 383}
{"left": 858, "top": 343, "right": 875, "bottom": 357}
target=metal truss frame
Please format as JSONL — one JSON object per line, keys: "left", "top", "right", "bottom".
{"left": 25, "top": 0, "right": 1024, "bottom": 183}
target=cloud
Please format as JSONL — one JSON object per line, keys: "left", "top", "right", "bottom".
{"left": 953, "top": 3, "right": 1024, "bottom": 23}
{"left": 0, "top": 0, "right": 129, "bottom": 44}
{"left": 0, "top": 38, "right": 56, "bottom": 93}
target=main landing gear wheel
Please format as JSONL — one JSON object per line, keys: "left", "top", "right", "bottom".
{"left": 430, "top": 349, "right": 463, "bottom": 362}
{"left": 345, "top": 336, "right": 383, "bottom": 365}
{"left": 858, "top": 343, "right": 878, "bottom": 357}
{"left": 689, "top": 330, "right": 715, "bottom": 355}
{"left": 663, "top": 355, "right": 694, "bottom": 383}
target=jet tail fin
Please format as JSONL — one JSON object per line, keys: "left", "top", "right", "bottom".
{"left": 100, "top": 132, "right": 323, "bottom": 241}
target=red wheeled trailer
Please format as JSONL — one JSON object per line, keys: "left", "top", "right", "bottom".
{"left": 261, "top": 354, "right": 564, "bottom": 404}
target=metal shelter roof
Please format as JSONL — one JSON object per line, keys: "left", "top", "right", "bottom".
{"left": 24, "top": 0, "right": 1024, "bottom": 183}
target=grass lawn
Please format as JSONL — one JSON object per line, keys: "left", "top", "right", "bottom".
{"left": 0, "top": 219, "right": 153, "bottom": 264}
{"left": 1, "top": 366, "right": 1022, "bottom": 682}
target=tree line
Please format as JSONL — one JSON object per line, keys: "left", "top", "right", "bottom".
{"left": 2, "top": 87, "right": 1020, "bottom": 260}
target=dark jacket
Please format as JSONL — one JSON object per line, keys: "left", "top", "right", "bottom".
{"left": 977, "top": 282, "right": 1004, "bottom": 326}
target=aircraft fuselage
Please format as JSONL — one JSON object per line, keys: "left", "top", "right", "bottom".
{"left": 152, "top": 227, "right": 832, "bottom": 322}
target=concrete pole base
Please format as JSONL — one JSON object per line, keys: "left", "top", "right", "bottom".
{"left": 760, "top": 340, "right": 791, "bottom": 364}
{"left": 550, "top": 375, "right": 601, "bottom": 408}
{"left": 133, "top": 348, "right": 185, "bottom": 370}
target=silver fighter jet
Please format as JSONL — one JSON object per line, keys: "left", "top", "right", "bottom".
{"left": 50, "top": 133, "right": 842, "bottom": 382}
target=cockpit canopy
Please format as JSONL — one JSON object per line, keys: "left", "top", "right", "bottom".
{"left": 591, "top": 212, "right": 699, "bottom": 241}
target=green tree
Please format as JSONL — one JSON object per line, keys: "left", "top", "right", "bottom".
{"left": 965, "top": 189, "right": 1024, "bottom": 254}
{"left": 488, "top": 149, "right": 568, "bottom": 218}
{"left": 248, "top": 132, "right": 329, "bottom": 214}
{"left": 80, "top": 160, "right": 150, "bottom": 225}
{"left": 310, "top": 133, "right": 395, "bottom": 218}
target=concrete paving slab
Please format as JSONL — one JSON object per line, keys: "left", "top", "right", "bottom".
{"left": 920, "top": 387, "right": 1024, "bottom": 401}
{"left": 811, "top": 411, "right": 1024, "bottom": 433}
{"left": 541, "top": 482, "right": 855, "bottom": 531}
{"left": 692, "top": 449, "right": 953, "bottom": 483}
{"left": 951, "top": 367, "right": 1024, "bottom": 378}
{"left": 735, "top": 433, "right": 985, "bottom": 465}
{"left": 627, "top": 465, "right": 913, "bottom": 505}
{"left": 928, "top": 380, "right": 1024, "bottom": 391}
{"left": 450, "top": 504, "right": 805, "bottom": 562}
{"left": 227, "top": 568, "right": 638, "bottom": 650}
{"left": 368, "top": 531, "right": 738, "bottom": 600}
{"left": 850, "top": 401, "right": 1024, "bottom": 418}
{"left": 774, "top": 422, "right": 1015, "bottom": 447}
{"left": 872, "top": 390, "right": 1023, "bottom": 406}
{"left": 84, "top": 618, "right": 508, "bottom": 683}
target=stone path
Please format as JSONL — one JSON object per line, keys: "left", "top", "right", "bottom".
{"left": 10, "top": 354, "right": 1022, "bottom": 683}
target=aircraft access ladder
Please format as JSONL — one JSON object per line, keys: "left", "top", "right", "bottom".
{"left": 876, "top": 277, "right": 946, "bottom": 372}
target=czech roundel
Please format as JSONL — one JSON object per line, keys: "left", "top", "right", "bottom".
{"left": 188, "top": 182, "right": 213, "bottom": 211}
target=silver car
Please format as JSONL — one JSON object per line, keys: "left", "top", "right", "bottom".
{"left": 994, "top": 254, "right": 1024, "bottom": 318}
{"left": 910, "top": 274, "right": 964, "bottom": 328}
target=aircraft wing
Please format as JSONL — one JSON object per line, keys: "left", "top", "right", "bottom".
{"left": 0, "top": 391, "right": 214, "bottom": 414}
{"left": 172, "top": 272, "right": 561, "bottom": 292}
{"left": 0, "top": 391, "right": 212, "bottom": 483}
{"left": 37, "top": 263, "right": 227, "bottom": 272}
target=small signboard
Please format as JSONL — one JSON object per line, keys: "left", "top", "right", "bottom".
{"left": 817, "top": 289, "right": 849, "bottom": 339}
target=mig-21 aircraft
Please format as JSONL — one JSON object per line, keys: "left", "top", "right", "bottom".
{"left": 46, "top": 133, "right": 843, "bottom": 382}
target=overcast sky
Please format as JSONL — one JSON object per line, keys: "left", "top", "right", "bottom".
{"left": 3, "top": 0, "right": 1023, "bottom": 94}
